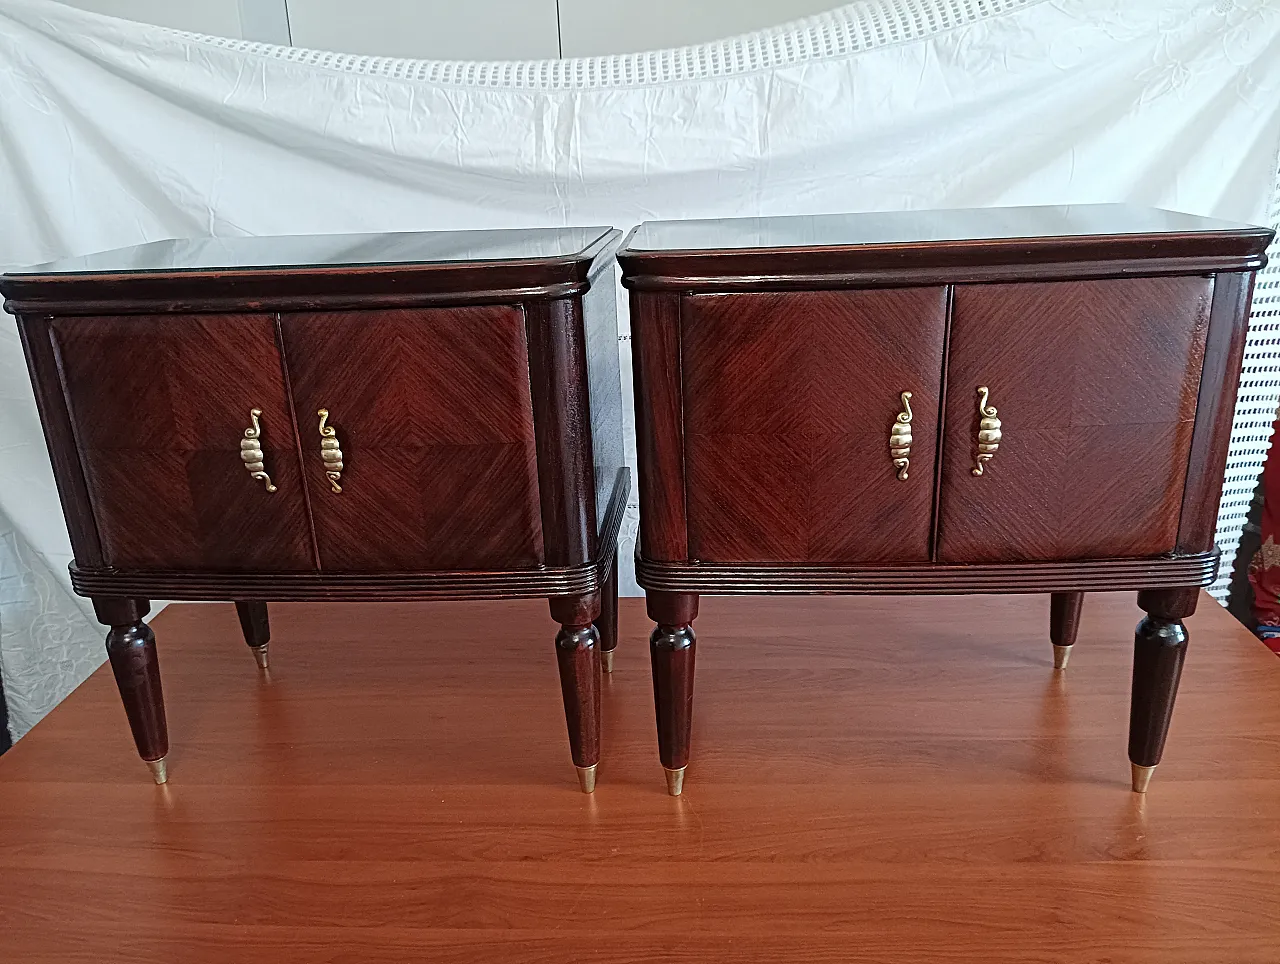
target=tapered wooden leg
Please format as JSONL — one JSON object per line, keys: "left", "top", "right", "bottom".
{"left": 595, "top": 549, "right": 619, "bottom": 674}
{"left": 1049, "top": 591, "right": 1084, "bottom": 670}
{"left": 235, "top": 601, "right": 271, "bottom": 670}
{"left": 1129, "top": 588, "right": 1197, "bottom": 792}
{"left": 550, "top": 594, "right": 602, "bottom": 792}
{"left": 647, "top": 592, "right": 698, "bottom": 795}
{"left": 93, "top": 597, "right": 168, "bottom": 784}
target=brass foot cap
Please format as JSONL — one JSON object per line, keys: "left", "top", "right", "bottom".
{"left": 146, "top": 757, "right": 168, "bottom": 785}
{"left": 664, "top": 767, "right": 686, "bottom": 797}
{"left": 602, "top": 650, "right": 615, "bottom": 674}
{"left": 1053, "top": 645, "right": 1072, "bottom": 671}
{"left": 576, "top": 764, "right": 598, "bottom": 794}
{"left": 252, "top": 644, "right": 270, "bottom": 670}
{"left": 1131, "top": 763, "right": 1156, "bottom": 793}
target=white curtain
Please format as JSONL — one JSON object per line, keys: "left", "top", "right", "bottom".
{"left": 1, "top": 0, "right": 1278, "bottom": 739}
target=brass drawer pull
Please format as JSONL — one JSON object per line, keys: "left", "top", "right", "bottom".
{"left": 240, "top": 409, "right": 277, "bottom": 493}
{"left": 972, "top": 386, "right": 1002, "bottom": 476}
{"left": 889, "top": 391, "right": 913, "bottom": 481}
{"left": 317, "top": 408, "right": 344, "bottom": 493}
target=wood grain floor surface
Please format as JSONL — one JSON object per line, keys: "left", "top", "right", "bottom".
{"left": 1, "top": 592, "right": 1278, "bottom": 963}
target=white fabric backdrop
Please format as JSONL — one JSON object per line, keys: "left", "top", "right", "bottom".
{"left": 1, "top": 0, "right": 1278, "bottom": 740}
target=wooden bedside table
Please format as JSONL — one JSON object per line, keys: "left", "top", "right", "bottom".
{"left": 2, "top": 227, "right": 628, "bottom": 793}
{"left": 618, "top": 205, "right": 1273, "bottom": 796}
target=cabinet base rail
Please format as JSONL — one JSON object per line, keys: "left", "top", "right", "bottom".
{"left": 635, "top": 550, "right": 1218, "bottom": 595}
{"left": 71, "top": 551, "right": 620, "bottom": 602}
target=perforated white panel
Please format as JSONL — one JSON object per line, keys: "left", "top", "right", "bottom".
{"left": 179, "top": 0, "right": 1042, "bottom": 90}
{"left": 1211, "top": 152, "right": 1280, "bottom": 603}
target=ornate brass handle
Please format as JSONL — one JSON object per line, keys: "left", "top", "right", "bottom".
{"left": 241, "top": 409, "right": 277, "bottom": 493}
{"left": 317, "top": 408, "right": 344, "bottom": 493}
{"left": 889, "top": 391, "right": 913, "bottom": 481}
{"left": 972, "top": 386, "right": 1003, "bottom": 476}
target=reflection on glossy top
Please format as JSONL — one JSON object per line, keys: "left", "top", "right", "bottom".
{"left": 10, "top": 226, "right": 614, "bottom": 276}
{"left": 623, "top": 205, "right": 1267, "bottom": 253}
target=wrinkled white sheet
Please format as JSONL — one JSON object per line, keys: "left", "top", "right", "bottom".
{"left": 0, "top": 0, "right": 1278, "bottom": 739}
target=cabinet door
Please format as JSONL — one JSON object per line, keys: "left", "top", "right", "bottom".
{"left": 280, "top": 309, "right": 544, "bottom": 571}
{"left": 681, "top": 288, "right": 948, "bottom": 563}
{"left": 935, "top": 278, "right": 1212, "bottom": 563}
{"left": 50, "top": 315, "right": 316, "bottom": 570}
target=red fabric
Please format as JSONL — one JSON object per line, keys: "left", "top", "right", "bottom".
{"left": 1248, "top": 416, "right": 1280, "bottom": 654}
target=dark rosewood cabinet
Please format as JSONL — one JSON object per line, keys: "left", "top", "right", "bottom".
{"left": 619, "top": 205, "right": 1273, "bottom": 796}
{"left": 2, "top": 227, "right": 628, "bottom": 793}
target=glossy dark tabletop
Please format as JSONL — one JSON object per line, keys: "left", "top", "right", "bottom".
{"left": 621, "top": 205, "right": 1271, "bottom": 254}
{"left": 8, "top": 226, "right": 615, "bottom": 276}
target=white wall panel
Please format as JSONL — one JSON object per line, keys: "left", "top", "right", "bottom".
{"left": 55, "top": 0, "right": 242, "bottom": 36}
{"left": 54, "top": 0, "right": 842, "bottom": 58}
{"left": 558, "top": 0, "right": 842, "bottom": 57}
{"left": 239, "top": 0, "right": 291, "bottom": 44}
{"left": 286, "top": 0, "right": 560, "bottom": 60}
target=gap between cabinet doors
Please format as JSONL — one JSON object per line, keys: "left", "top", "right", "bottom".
{"left": 675, "top": 275, "right": 1215, "bottom": 567}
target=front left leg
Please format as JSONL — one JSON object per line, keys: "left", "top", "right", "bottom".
{"left": 235, "top": 601, "right": 271, "bottom": 670}
{"left": 550, "top": 592, "right": 603, "bottom": 793}
{"left": 93, "top": 597, "right": 168, "bottom": 784}
{"left": 647, "top": 591, "right": 698, "bottom": 796}
{"left": 1130, "top": 587, "right": 1198, "bottom": 793}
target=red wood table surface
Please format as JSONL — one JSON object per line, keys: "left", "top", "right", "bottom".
{"left": 1, "top": 592, "right": 1278, "bottom": 963}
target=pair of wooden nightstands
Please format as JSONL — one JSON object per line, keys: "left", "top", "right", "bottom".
{"left": 3, "top": 205, "right": 1272, "bottom": 795}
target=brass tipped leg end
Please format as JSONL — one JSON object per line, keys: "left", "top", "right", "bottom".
{"left": 664, "top": 767, "right": 686, "bottom": 796}
{"left": 576, "top": 764, "right": 597, "bottom": 794}
{"left": 1131, "top": 763, "right": 1156, "bottom": 793}
{"left": 146, "top": 757, "right": 168, "bottom": 785}
{"left": 602, "top": 649, "right": 615, "bottom": 674}
{"left": 252, "top": 644, "right": 270, "bottom": 670}
{"left": 1053, "top": 644, "right": 1071, "bottom": 671}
